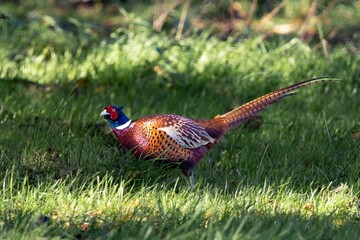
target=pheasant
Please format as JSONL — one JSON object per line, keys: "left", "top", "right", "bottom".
{"left": 101, "top": 78, "right": 335, "bottom": 187}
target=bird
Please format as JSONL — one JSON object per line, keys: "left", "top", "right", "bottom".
{"left": 101, "top": 77, "right": 336, "bottom": 187}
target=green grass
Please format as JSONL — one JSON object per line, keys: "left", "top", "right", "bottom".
{"left": 0, "top": 1, "right": 360, "bottom": 239}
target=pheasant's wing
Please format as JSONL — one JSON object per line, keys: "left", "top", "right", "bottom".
{"left": 156, "top": 116, "right": 215, "bottom": 149}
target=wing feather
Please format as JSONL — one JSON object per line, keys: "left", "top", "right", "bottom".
{"left": 157, "top": 117, "right": 215, "bottom": 149}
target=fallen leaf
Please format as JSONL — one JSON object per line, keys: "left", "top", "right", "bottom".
{"left": 64, "top": 221, "right": 70, "bottom": 229}
{"left": 80, "top": 222, "right": 90, "bottom": 231}
{"left": 351, "top": 131, "right": 360, "bottom": 139}
{"left": 50, "top": 211, "right": 59, "bottom": 220}
{"left": 303, "top": 202, "right": 315, "bottom": 213}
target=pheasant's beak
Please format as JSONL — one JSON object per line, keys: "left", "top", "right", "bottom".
{"left": 100, "top": 109, "right": 109, "bottom": 117}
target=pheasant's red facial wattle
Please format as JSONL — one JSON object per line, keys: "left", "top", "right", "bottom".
{"left": 106, "top": 106, "right": 118, "bottom": 120}
{"left": 110, "top": 112, "right": 118, "bottom": 120}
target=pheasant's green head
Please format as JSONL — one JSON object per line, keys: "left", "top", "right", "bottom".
{"left": 100, "top": 105, "right": 131, "bottom": 129}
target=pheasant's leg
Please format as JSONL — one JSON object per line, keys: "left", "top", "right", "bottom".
{"left": 189, "top": 172, "right": 195, "bottom": 188}
{"left": 179, "top": 161, "right": 196, "bottom": 187}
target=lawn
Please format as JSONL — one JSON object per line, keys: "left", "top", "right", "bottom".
{"left": 0, "top": 0, "right": 359, "bottom": 239}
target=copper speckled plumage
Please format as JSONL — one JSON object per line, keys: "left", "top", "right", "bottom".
{"left": 101, "top": 78, "right": 337, "bottom": 186}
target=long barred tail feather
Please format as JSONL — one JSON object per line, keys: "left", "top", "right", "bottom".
{"left": 217, "top": 77, "right": 339, "bottom": 130}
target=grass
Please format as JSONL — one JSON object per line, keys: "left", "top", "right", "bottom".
{"left": 1, "top": 174, "right": 359, "bottom": 239}
{"left": 0, "top": 1, "right": 360, "bottom": 239}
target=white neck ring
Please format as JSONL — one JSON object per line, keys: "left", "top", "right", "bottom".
{"left": 115, "top": 120, "right": 132, "bottom": 130}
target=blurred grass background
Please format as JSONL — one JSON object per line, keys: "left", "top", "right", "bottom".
{"left": 0, "top": 0, "right": 359, "bottom": 239}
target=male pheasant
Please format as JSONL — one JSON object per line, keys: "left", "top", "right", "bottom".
{"left": 101, "top": 78, "right": 335, "bottom": 187}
